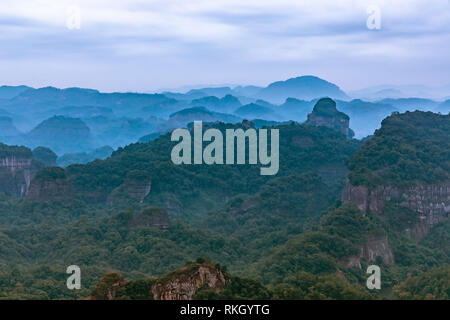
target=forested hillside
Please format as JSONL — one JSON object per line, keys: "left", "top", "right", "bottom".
{"left": 0, "top": 111, "right": 448, "bottom": 300}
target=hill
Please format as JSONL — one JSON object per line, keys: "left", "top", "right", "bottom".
{"left": 234, "top": 103, "right": 275, "bottom": 120}
{"left": 347, "top": 111, "right": 450, "bottom": 187}
{"left": 26, "top": 116, "right": 92, "bottom": 154}
{"left": 256, "top": 76, "right": 349, "bottom": 103}
{"left": 0, "top": 116, "right": 20, "bottom": 137}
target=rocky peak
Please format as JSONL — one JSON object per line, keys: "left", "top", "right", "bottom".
{"left": 342, "top": 182, "right": 449, "bottom": 240}
{"left": 306, "top": 98, "right": 351, "bottom": 138}
{"left": 152, "top": 262, "right": 228, "bottom": 300}
{"left": 0, "top": 143, "right": 34, "bottom": 196}
{"left": 342, "top": 234, "right": 395, "bottom": 268}
{"left": 88, "top": 272, "right": 126, "bottom": 300}
{"left": 89, "top": 261, "right": 228, "bottom": 300}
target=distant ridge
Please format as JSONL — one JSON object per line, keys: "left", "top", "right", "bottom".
{"left": 256, "top": 76, "right": 349, "bottom": 103}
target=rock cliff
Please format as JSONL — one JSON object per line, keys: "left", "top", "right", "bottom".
{"left": 342, "top": 182, "right": 450, "bottom": 240}
{"left": 0, "top": 144, "right": 34, "bottom": 196}
{"left": 27, "top": 167, "right": 74, "bottom": 202}
{"left": 306, "top": 98, "right": 352, "bottom": 138}
{"left": 343, "top": 235, "right": 395, "bottom": 268}
{"left": 152, "top": 263, "right": 228, "bottom": 300}
{"left": 88, "top": 272, "right": 127, "bottom": 300}
{"left": 123, "top": 178, "right": 151, "bottom": 203}
{"left": 89, "top": 263, "right": 229, "bottom": 300}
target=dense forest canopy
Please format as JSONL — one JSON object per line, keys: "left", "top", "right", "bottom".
{"left": 348, "top": 111, "right": 450, "bottom": 187}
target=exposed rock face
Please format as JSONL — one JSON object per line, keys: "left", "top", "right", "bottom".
{"left": 152, "top": 264, "right": 228, "bottom": 300}
{"left": 123, "top": 178, "right": 151, "bottom": 203}
{"left": 306, "top": 98, "right": 351, "bottom": 138}
{"left": 0, "top": 151, "right": 34, "bottom": 197}
{"left": 342, "top": 235, "right": 394, "bottom": 268}
{"left": 88, "top": 272, "right": 127, "bottom": 300}
{"left": 342, "top": 182, "right": 450, "bottom": 239}
{"left": 27, "top": 167, "right": 73, "bottom": 202}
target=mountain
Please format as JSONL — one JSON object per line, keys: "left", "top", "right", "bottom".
{"left": 85, "top": 116, "right": 158, "bottom": 149}
{"left": 32, "top": 147, "right": 57, "bottom": 167}
{"left": 234, "top": 103, "right": 276, "bottom": 120}
{"left": 186, "top": 87, "right": 234, "bottom": 98}
{"left": 190, "top": 94, "right": 242, "bottom": 113}
{"left": 305, "top": 98, "right": 352, "bottom": 138}
{"left": 26, "top": 116, "right": 92, "bottom": 154}
{"left": 0, "top": 116, "right": 20, "bottom": 137}
{"left": 22, "top": 121, "right": 360, "bottom": 212}
{"left": 278, "top": 98, "right": 313, "bottom": 122}
{"left": 256, "top": 76, "right": 349, "bottom": 103}
{"left": 344, "top": 111, "right": 449, "bottom": 240}
{"left": 232, "top": 85, "right": 264, "bottom": 97}
{"left": 0, "top": 111, "right": 448, "bottom": 300}
{"left": 157, "top": 107, "right": 241, "bottom": 132}
{"left": 57, "top": 145, "right": 114, "bottom": 167}
{"left": 378, "top": 98, "right": 438, "bottom": 112}
{"left": 0, "top": 85, "right": 32, "bottom": 99}
{"left": 49, "top": 105, "right": 114, "bottom": 118}
{"left": 0, "top": 86, "right": 173, "bottom": 118}
{"left": 349, "top": 84, "right": 450, "bottom": 101}
{"left": 336, "top": 99, "right": 397, "bottom": 138}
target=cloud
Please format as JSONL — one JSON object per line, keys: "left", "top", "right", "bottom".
{"left": 0, "top": 0, "right": 449, "bottom": 91}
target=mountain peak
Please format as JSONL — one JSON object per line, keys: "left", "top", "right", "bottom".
{"left": 257, "top": 75, "right": 348, "bottom": 103}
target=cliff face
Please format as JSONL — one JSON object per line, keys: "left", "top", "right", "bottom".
{"left": 342, "top": 182, "right": 450, "bottom": 240}
{"left": 88, "top": 273, "right": 127, "bottom": 300}
{"left": 343, "top": 235, "right": 395, "bottom": 268}
{"left": 107, "top": 176, "right": 152, "bottom": 205}
{"left": 306, "top": 98, "right": 351, "bottom": 138}
{"left": 152, "top": 264, "right": 228, "bottom": 300}
{"left": 0, "top": 155, "right": 34, "bottom": 197}
{"left": 27, "top": 167, "right": 74, "bottom": 202}
{"left": 123, "top": 178, "right": 151, "bottom": 203}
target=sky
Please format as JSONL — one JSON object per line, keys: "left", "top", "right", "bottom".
{"left": 0, "top": 0, "right": 449, "bottom": 93}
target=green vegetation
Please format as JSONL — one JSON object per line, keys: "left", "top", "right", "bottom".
{"left": 348, "top": 111, "right": 450, "bottom": 187}
{"left": 0, "top": 111, "right": 448, "bottom": 300}
{"left": 0, "top": 143, "right": 31, "bottom": 159}
{"left": 393, "top": 267, "right": 450, "bottom": 299}
{"left": 32, "top": 147, "right": 57, "bottom": 167}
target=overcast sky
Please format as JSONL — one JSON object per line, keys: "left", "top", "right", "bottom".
{"left": 0, "top": 0, "right": 449, "bottom": 92}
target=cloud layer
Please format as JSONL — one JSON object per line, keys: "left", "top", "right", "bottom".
{"left": 1, "top": 0, "right": 449, "bottom": 92}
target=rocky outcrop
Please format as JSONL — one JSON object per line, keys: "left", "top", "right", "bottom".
{"left": 88, "top": 272, "right": 127, "bottom": 300}
{"left": 306, "top": 98, "right": 352, "bottom": 138}
{"left": 152, "top": 263, "right": 228, "bottom": 300}
{"left": 27, "top": 167, "right": 73, "bottom": 202}
{"left": 89, "top": 263, "right": 229, "bottom": 301}
{"left": 123, "top": 178, "right": 151, "bottom": 203}
{"left": 342, "top": 235, "right": 395, "bottom": 268}
{"left": 342, "top": 182, "right": 450, "bottom": 239}
{"left": 0, "top": 143, "right": 35, "bottom": 196}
